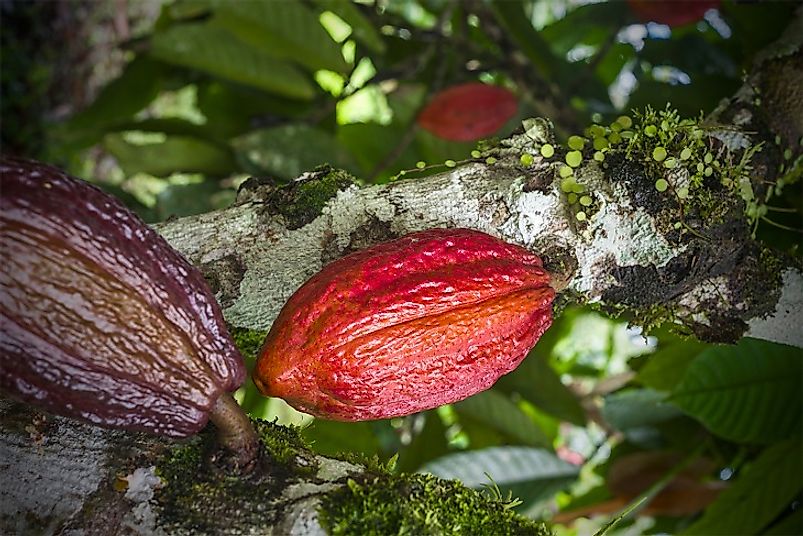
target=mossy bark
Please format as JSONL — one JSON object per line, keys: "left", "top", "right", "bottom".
{"left": 0, "top": 399, "right": 549, "bottom": 535}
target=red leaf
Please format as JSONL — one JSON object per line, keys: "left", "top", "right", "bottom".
{"left": 417, "top": 83, "right": 518, "bottom": 141}
{"left": 628, "top": 0, "right": 720, "bottom": 27}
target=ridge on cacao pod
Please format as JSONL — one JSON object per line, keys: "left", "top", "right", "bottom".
{"left": 0, "top": 157, "right": 246, "bottom": 438}
{"left": 417, "top": 83, "right": 518, "bottom": 141}
{"left": 253, "top": 228, "right": 555, "bottom": 421}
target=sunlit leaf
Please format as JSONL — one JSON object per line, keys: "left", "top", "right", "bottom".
{"left": 670, "top": 338, "right": 803, "bottom": 443}
{"left": 213, "top": 1, "right": 349, "bottom": 73}
{"left": 150, "top": 22, "right": 315, "bottom": 99}
{"left": 682, "top": 439, "right": 803, "bottom": 535}
{"left": 314, "top": 0, "right": 386, "bottom": 54}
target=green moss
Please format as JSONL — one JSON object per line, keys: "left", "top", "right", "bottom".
{"left": 253, "top": 419, "right": 315, "bottom": 470}
{"left": 270, "top": 166, "right": 356, "bottom": 230}
{"left": 229, "top": 325, "right": 268, "bottom": 364}
{"left": 318, "top": 473, "right": 551, "bottom": 536}
{"left": 155, "top": 419, "right": 317, "bottom": 533}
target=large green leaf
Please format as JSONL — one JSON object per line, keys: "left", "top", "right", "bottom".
{"left": 670, "top": 338, "right": 803, "bottom": 444}
{"left": 637, "top": 339, "right": 709, "bottom": 392}
{"left": 682, "top": 439, "right": 803, "bottom": 535}
{"left": 104, "top": 134, "right": 235, "bottom": 177}
{"left": 603, "top": 388, "right": 684, "bottom": 431}
{"left": 396, "top": 413, "right": 449, "bottom": 473}
{"left": 150, "top": 22, "right": 315, "bottom": 99}
{"left": 454, "top": 389, "right": 551, "bottom": 448}
{"left": 496, "top": 347, "right": 586, "bottom": 426}
{"left": 213, "top": 1, "right": 348, "bottom": 73}
{"left": 66, "top": 56, "right": 166, "bottom": 132}
{"left": 302, "top": 420, "right": 381, "bottom": 458}
{"left": 422, "top": 446, "right": 579, "bottom": 509}
{"left": 489, "top": 1, "right": 559, "bottom": 78}
{"left": 233, "top": 124, "right": 358, "bottom": 180}
{"left": 196, "top": 81, "right": 312, "bottom": 139}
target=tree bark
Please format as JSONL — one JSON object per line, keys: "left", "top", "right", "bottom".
{"left": 2, "top": 9, "right": 802, "bottom": 536}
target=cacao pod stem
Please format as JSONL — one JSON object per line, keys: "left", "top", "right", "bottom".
{"left": 208, "top": 393, "right": 260, "bottom": 473}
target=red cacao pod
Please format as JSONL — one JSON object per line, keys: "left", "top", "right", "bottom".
{"left": 0, "top": 157, "right": 245, "bottom": 438}
{"left": 417, "top": 83, "right": 518, "bottom": 141}
{"left": 627, "top": 0, "right": 720, "bottom": 27}
{"left": 253, "top": 228, "right": 554, "bottom": 421}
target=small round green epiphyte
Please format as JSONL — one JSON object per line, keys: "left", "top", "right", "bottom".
{"left": 653, "top": 147, "right": 668, "bottom": 162}
{"left": 655, "top": 178, "right": 669, "bottom": 192}
{"left": 593, "top": 151, "right": 605, "bottom": 162}
{"left": 608, "top": 132, "right": 622, "bottom": 144}
{"left": 579, "top": 195, "right": 592, "bottom": 207}
{"left": 616, "top": 115, "right": 633, "bottom": 129}
{"left": 559, "top": 165, "right": 574, "bottom": 178}
{"left": 575, "top": 211, "right": 587, "bottom": 221}
{"left": 645, "top": 125, "right": 658, "bottom": 137}
{"left": 680, "top": 147, "right": 693, "bottom": 160}
{"left": 416, "top": 161, "right": 426, "bottom": 169}
{"left": 520, "top": 153, "right": 534, "bottom": 166}
{"left": 568, "top": 136, "right": 586, "bottom": 150}
{"left": 471, "top": 150, "right": 481, "bottom": 158}
{"left": 485, "top": 157, "right": 497, "bottom": 165}
{"left": 445, "top": 160, "right": 456, "bottom": 168}
{"left": 540, "top": 144, "right": 555, "bottom": 158}
{"left": 566, "top": 151, "right": 583, "bottom": 168}
{"left": 593, "top": 137, "right": 609, "bottom": 151}
{"left": 664, "top": 157, "right": 678, "bottom": 169}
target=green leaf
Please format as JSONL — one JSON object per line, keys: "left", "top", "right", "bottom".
{"left": 213, "top": 1, "right": 348, "bottom": 73}
{"left": 496, "top": 347, "right": 586, "bottom": 426}
{"left": 603, "top": 388, "right": 683, "bottom": 431}
{"left": 233, "top": 124, "right": 358, "bottom": 180}
{"left": 104, "top": 134, "right": 235, "bottom": 177}
{"left": 302, "top": 420, "right": 381, "bottom": 458}
{"left": 66, "top": 56, "right": 166, "bottom": 132}
{"left": 314, "top": 0, "right": 386, "bottom": 54}
{"left": 196, "top": 81, "right": 312, "bottom": 139}
{"left": 489, "top": 1, "right": 559, "bottom": 78}
{"left": 682, "top": 439, "right": 803, "bottom": 535}
{"left": 637, "top": 339, "right": 709, "bottom": 392}
{"left": 762, "top": 508, "right": 803, "bottom": 535}
{"left": 154, "top": 179, "right": 231, "bottom": 219}
{"left": 396, "top": 413, "right": 449, "bottom": 473}
{"left": 422, "top": 446, "right": 579, "bottom": 509}
{"left": 670, "top": 338, "right": 803, "bottom": 444}
{"left": 454, "top": 389, "right": 551, "bottom": 448}
{"left": 150, "top": 22, "right": 315, "bottom": 99}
